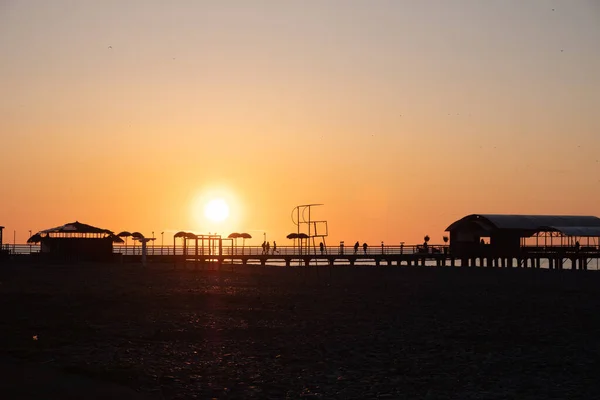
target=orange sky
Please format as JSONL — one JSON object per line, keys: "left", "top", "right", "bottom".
{"left": 1, "top": 1, "right": 599, "bottom": 245}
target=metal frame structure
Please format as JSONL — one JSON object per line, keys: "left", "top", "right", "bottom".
{"left": 291, "top": 204, "right": 328, "bottom": 255}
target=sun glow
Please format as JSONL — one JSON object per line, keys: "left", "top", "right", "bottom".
{"left": 204, "top": 198, "right": 230, "bottom": 222}
{"left": 190, "top": 187, "right": 243, "bottom": 235}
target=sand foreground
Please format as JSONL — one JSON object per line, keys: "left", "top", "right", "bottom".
{"left": 1, "top": 262, "right": 599, "bottom": 399}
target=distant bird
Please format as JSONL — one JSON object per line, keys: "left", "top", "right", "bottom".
{"left": 108, "top": 46, "right": 112, "bottom": 49}
{"left": 552, "top": 8, "right": 555, "bottom": 11}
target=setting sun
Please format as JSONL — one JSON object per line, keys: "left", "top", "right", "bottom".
{"left": 204, "top": 198, "right": 230, "bottom": 223}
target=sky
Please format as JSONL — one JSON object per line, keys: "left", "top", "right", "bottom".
{"left": 1, "top": 0, "right": 599, "bottom": 246}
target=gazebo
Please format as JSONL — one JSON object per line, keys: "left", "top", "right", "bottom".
{"left": 30, "top": 221, "right": 121, "bottom": 262}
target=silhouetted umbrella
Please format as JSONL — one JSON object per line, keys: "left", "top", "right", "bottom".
{"left": 27, "top": 233, "right": 42, "bottom": 244}
{"left": 287, "top": 233, "right": 309, "bottom": 254}
{"left": 228, "top": 233, "right": 241, "bottom": 254}
{"left": 117, "top": 231, "right": 132, "bottom": 253}
{"left": 130, "top": 232, "right": 144, "bottom": 254}
{"left": 286, "top": 233, "right": 309, "bottom": 239}
{"left": 109, "top": 234, "right": 124, "bottom": 243}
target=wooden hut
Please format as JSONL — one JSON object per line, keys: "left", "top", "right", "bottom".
{"left": 33, "top": 221, "right": 121, "bottom": 262}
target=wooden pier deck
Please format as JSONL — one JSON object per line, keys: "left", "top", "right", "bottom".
{"left": 169, "top": 247, "right": 600, "bottom": 270}
{"left": 5, "top": 243, "right": 600, "bottom": 270}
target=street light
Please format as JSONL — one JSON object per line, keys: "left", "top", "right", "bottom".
{"left": 28, "top": 230, "right": 32, "bottom": 254}
{"left": 152, "top": 231, "right": 155, "bottom": 255}
{"left": 161, "top": 232, "right": 164, "bottom": 255}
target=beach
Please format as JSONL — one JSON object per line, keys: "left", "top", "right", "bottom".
{"left": 1, "top": 261, "right": 600, "bottom": 399}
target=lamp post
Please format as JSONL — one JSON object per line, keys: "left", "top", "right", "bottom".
{"left": 152, "top": 231, "right": 155, "bottom": 255}
{"left": 161, "top": 232, "right": 164, "bottom": 255}
{"left": 28, "top": 230, "right": 32, "bottom": 254}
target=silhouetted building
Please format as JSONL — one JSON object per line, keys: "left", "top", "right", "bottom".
{"left": 445, "top": 214, "right": 600, "bottom": 258}
{"left": 33, "top": 221, "right": 121, "bottom": 262}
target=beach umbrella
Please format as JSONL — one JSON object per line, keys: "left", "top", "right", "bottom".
{"left": 27, "top": 233, "right": 42, "bottom": 244}
{"left": 109, "top": 234, "right": 124, "bottom": 243}
{"left": 130, "top": 232, "right": 144, "bottom": 254}
{"left": 228, "top": 232, "right": 241, "bottom": 254}
{"left": 287, "top": 233, "right": 308, "bottom": 254}
{"left": 117, "top": 231, "right": 132, "bottom": 254}
{"left": 239, "top": 232, "right": 252, "bottom": 254}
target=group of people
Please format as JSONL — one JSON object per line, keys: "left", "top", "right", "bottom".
{"left": 338, "top": 241, "right": 370, "bottom": 255}
{"left": 261, "top": 241, "right": 277, "bottom": 254}
{"left": 353, "top": 241, "right": 369, "bottom": 255}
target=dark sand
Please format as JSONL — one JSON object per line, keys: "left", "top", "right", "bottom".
{"left": 1, "top": 262, "right": 600, "bottom": 399}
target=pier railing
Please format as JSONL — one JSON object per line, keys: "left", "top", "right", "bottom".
{"left": 3, "top": 243, "right": 442, "bottom": 256}
{"left": 2, "top": 243, "right": 598, "bottom": 257}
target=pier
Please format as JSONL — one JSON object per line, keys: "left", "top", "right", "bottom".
{"left": 4, "top": 243, "right": 600, "bottom": 270}
{"left": 3, "top": 213, "right": 600, "bottom": 270}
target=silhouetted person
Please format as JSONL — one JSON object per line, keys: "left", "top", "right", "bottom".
{"left": 261, "top": 241, "right": 266, "bottom": 254}
{"left": 266, "top": 241, "right": 270, "bottom": 254}
{"left": 480, "top": 238, "right": 485, "bottom": 246}
{"left": 354, "top": 241, "right": 359, "bottom": 255}
{"left": 273, "top": 241, "right": 277, "bottom": 254}
{"left": 363, "top": 242, "right": 368, "bottom": 255}
{"left": 340, "top": 242, "right": 344, "bottom": 255}
{"left": 319, "top": 242, "right": 324, "bottom": 254}
{"left": 576, "top": 241, "right": 580, "bottom": 252}
{"left": 423, "top": 240, "right": 429, "bottom": 253}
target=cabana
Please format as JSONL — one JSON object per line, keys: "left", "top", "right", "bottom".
{"left": 30, "top": 221, "right": 122, "bottom": 262}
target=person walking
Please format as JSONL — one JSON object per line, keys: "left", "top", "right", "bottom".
{"left": 273, "top": 241, "right": 277, "bottom": 254}
{"left": 354, "top": 241, "right": 359, "bottom": 255}
{"left": 363, "top": 242, "right": 368, "bottom": 255}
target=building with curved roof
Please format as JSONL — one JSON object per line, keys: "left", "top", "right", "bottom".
{"left": 445, "top": 214, "right": 600, "bottom": 257}
{"left": 30, "top": 221, "right": 121, "bottom": 262}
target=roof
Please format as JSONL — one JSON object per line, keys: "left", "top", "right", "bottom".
{"left": 39, "top": 221, "right": 113, "bottom": 235}
{"left": 446, "top": 214, "right": 600, "bottom": 237}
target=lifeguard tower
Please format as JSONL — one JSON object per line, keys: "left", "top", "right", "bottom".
{"left": 291, "top": 204, "right": 329, "bottom": 254}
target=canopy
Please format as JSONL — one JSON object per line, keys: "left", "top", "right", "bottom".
{"left": 40, "top": 221, "right": 113, "bottom": 235}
